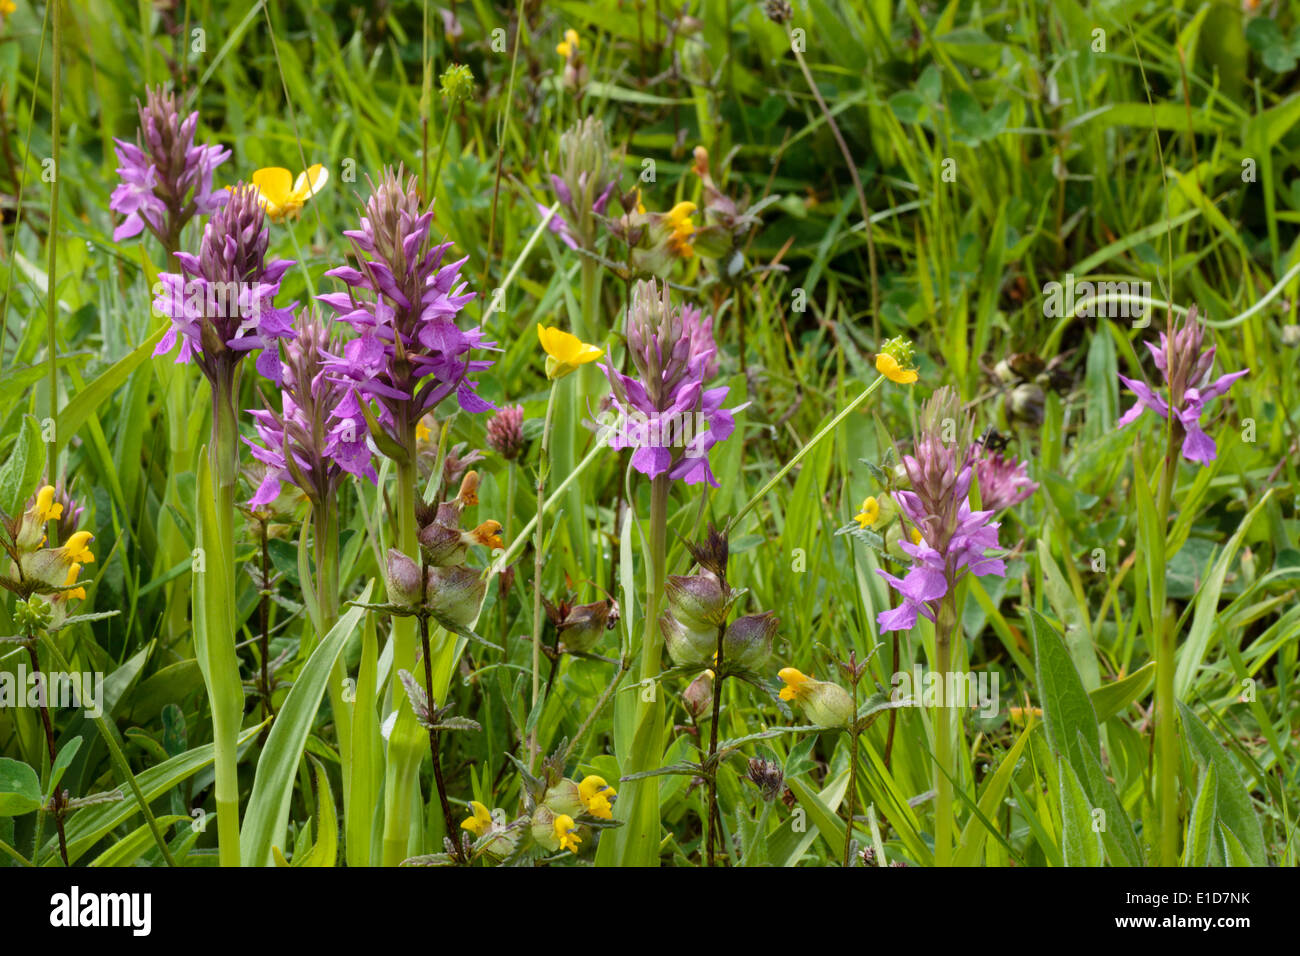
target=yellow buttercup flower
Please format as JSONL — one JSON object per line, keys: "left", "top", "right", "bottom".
{"left": 34, "top": 486, "right": 63, "bottom": 523}
{"left": 854, "top": 496, "right": 879, "bottom": 529}
{"left": 537, "top": 324, "right": 603, "bottom": 380}
{"left": 556, "top": 29, "right": 580, "bottom": 58}
{"left": 578, "top": 775, "right": 616, "bottom": 820}
{"left": 778, "top": 666, "right": 812, "bottom": 702}
{"left": 460, "top": 800, "right": 495, "bottom": 837}
{"left": 876, "top": 352, "right": 918, "bottom": 384}
{"left": 553, "top": 813, "right": 582, "bottom": 852}
{"left": 248, "top": 164, "right": 330, "bottom": 223}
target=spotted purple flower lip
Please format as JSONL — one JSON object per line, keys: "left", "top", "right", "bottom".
{"left": 601, "top": 280, "right": 743, "bottom": 488}
{"left": 152, "top": 185, "right": 296, "bottom": 386}
{"left": 316, "top": 167, "right": 496, "bottom": 447}
{"left": 875, "top": 388, "right": 1009, "bottom": 633}
{"left": 1117, "top": 309, "right": 1248, "bottom": 465}
{"left": 245, "top": 312, "right": 377, "bottom": 508}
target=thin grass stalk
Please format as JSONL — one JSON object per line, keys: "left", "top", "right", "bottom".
{"left": 530, "top": 386, "right": 559, "bottom": 768}
{"left": 1154, "top": 446, "right": 1179, "bottom": 866}
{"left": 45, "top": 0, "right": 61, "bottom": 475}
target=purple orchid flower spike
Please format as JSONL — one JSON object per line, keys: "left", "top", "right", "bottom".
{"left": 245, "top": 311, "right": 377, "bottom": 509}
{"left": 536, "top": 116, "right": 618, "bottom": 253}
{"left": 317, "top": 166, "right": 495, "bottom": 457}
{"left": 601, "top": 280, "right": 744, "bottom": 488}
{"left": 1117, "top": 306, "right": 1248, "bottom": 465}
{"left": 876, "top": 388, "right": 1009, "bottom": 633}
{"left": 110, "top": 86, "right": 230, "bottom": 250}
{"left": 153, "top": 184, "right": 297, "bottom": 388}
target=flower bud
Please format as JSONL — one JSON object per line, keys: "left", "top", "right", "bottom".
{"left": 1006, "top": 382, "right": 1045, "bottom": 425}
{"left": 427, "top": 564, "right": 486, "bottom": 630}
{"left": 542, "top": 780, "right": 584, "bottom": 818}
{"left": 800, "top": 680, "right": 856, "bottom": 728}
{"left": 556, "top": 599, "right": 615, "bottom": 653}
{"left": 746, "top": 757, "right": 784, "bottom": 801}
{"left": 722, "top": 611, "right": 777, "bottom": 671}
{"left": 682, "top": 670, "right": 714, "bottom": 719}
{"left": 485, "top": 404, "right": 525, "bottom": 460}
{"left": 386, "top": 549, "right": 423, "bottom": 606}
{"left": 664, "top": 571, "right": 729, "bottom": 630}
{"left": 14, "top": 595, "right": 53, "bottom": 633}
{"left": 417, "top": 522, "right": 466, "bottom": 567}
{"left": 660, "top": 611, "right": 716, "bottom": 667}
{"left": 779, "top": 666, "right": 855, "bottom": 728}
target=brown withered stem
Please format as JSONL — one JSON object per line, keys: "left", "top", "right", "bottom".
{"left": 26, "top": 640, "right": 69, "bottom": 866}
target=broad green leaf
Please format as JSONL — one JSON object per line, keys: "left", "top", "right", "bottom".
{"left": 347, "top": 612, "right": 381, "bottom": 867}
{"left": 59, "top": 326, "right": 166, "bottom": 447}
{"left": 1058, "top": 758, "right": 1102, "bottom": 867}
{"left": 290, "top": 759, "right": 338, "bottom": 867}
{"left": 0, "top": 415, "right": 45, "bottom": 518}
{"left": 0, "top": 758, "right": 42, "bottom": 817}
{"left": 47, "top": 736, "right": 83, "bottom": 801}
{"left": 1089, "top": 661, "right": 1156, "bottom": 723}
{"left": 240, "top": 579, "right": 373, "bottom": 867}
{"left": 1178, "top": 702, "right": 1265, "bottom": 865}
{"left": 769, "top": 768, "right": 850, "bottom": 866}
{"left": 1183, "top": 764, "right": 1218, "bottom": 868}
{"left": 1074, "top": 733, "right": 1142, "bottom": 867}
{"left": 1030, "top": 609, "right": 1099, "bottom": 772}
{"left": 786, "top": 772, "right": 847, "bottom": 856}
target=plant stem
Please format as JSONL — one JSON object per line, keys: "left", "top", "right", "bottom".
{"left": 705, "top": 625, "right": 725, "bottom": 867}
{"left": 933, "top": 596, "right": 956, "bottom": 867}
{"left": 208, "top": 373, "right": 243, "bottom": 868}
{"left": 728, "top": 375, "right": 884, "bottom": 532}
{"left": 843, "top": 682, "right": 861, "bottom": 867}
{"left": 419, "top": 611, "right": 458, "bottom": 859}
{"left": 313, "top": 502, "right": 348, "bottom": 808}
{"left": 1154, "top": 448, "right": 1180, "bottom": 866}
{"left": 45, "top": 0, "right": 61, "bottom": 477}
{"left": 381, "top": 440, "right": 424, "bottom": 866}
{"left": 38, "top": 635, "right": 178, "bottom": 866}
{"left": 788, "top": 29, "right": 879, "bottom": 342}
{"left": 26, "top": 641, "right": 68, "bottom": 866}
{"left": 614, "top": 474, "right": 670, "bottom": 865}
{"left": 530, "top": 386, "right": 559, "bottom": 768}
{"left": 491, "top": 437, "right": 605, "bottom": 574}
